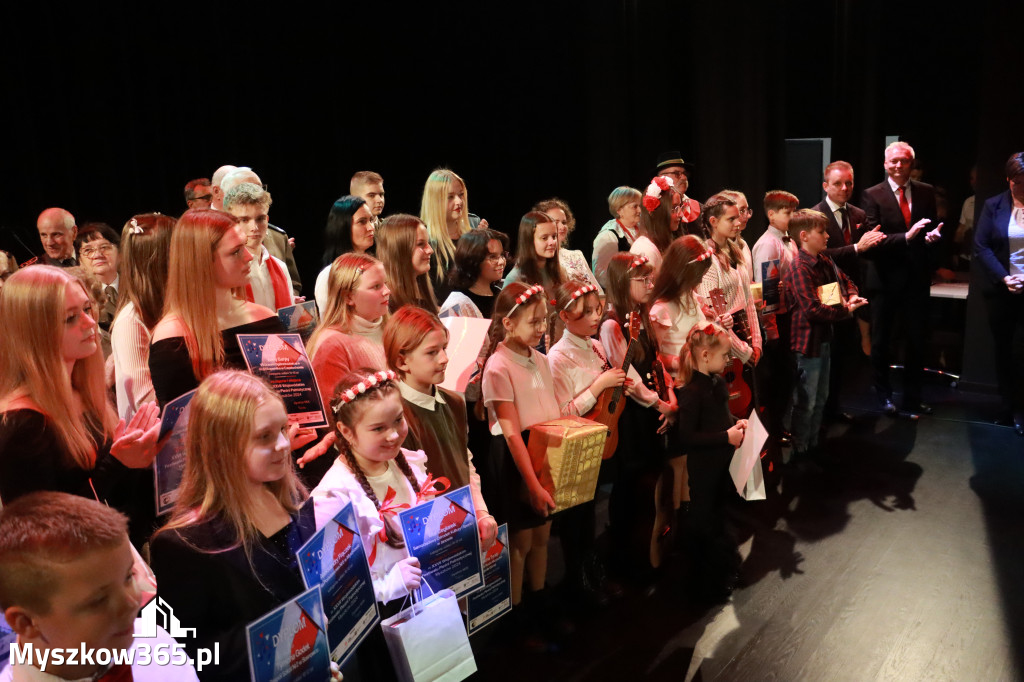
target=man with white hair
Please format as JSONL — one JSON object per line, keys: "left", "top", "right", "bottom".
{"left": 34, "top": 207, "right": 78, "bottom": 267}
{"left": 209, "top": 164, "right": 237, "bottom": 211}
{"left": 860, "top": 141, "right": 944, "bottom": 419}
{"left": 218, "top": 166, "right": 301, "bottom": 295}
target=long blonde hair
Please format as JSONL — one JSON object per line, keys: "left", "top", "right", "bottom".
{"left": 307, "top": 252, "right": 385, "bottom": 357}
{"left": 164, "top": 209, "right": 241, "bottom": 381}
{"left": 377, "top": 214, "right": 438, "bottom": 313}
{"left": 157, "top": 370, "right": 307, "bottom": 557}
{"left": 0, "top": 266, "right": 116, "bottom": 468}
{"left": 420, "top": 168, "right": 472, "bottom": 280}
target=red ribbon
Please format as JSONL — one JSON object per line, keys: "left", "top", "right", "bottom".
{"left": 416, "top": 474, "right": 451, "bottom": 503}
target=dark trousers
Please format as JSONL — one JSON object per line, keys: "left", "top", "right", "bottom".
{"left": 756, "top": 311, "right": 795, "bottom": 436}
{"left": 985, "top": 291, "right": 1024, "bottom": 416}
{"left": 825, "top": 317, "right": 859, "bottom": 414}
{"left": 870, "top": 286, "right": 929, "bottom": 407}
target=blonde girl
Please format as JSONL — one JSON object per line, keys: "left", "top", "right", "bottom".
{"left": 149, "top": 209, "right": 284, "bottom": 409}
{"left": 420, "top": 168, "right": 487, "bottom": 292}
{"left": 150, "top": 370, "right": 314, "bottom": 681}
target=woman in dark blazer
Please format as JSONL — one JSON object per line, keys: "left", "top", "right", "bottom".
{"left": 974, "top": 151, "right": 1024, "bottom": 435}
{"left": 150, "top": 371, "right": 315, "bottom": 681}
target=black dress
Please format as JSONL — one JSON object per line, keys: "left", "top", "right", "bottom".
{"left": 676, "top": 370, "right": 741, "bottom": 592}
{"left": 149, "top": 498, "right": 317, "bottom": 682}
{"left": 0, "top": 409, "right": 154, "bottom": 547}
{"left": 149, "top": 316, "right": 286, "bottom": 409}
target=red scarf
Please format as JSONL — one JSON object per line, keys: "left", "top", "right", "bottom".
{"left": 245, "top": 252, "right": 292, "bottom": 310}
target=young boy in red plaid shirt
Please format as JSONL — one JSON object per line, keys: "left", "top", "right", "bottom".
{"left": 784, "top": 210, "right": 868, "bottom": 467}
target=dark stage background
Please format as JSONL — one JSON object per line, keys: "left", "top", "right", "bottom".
{"left": 2, "top": 0, "right": 1021, "bottom": 383}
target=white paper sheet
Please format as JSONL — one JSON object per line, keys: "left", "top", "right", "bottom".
{"left": 729, "top": 409, "right": 768, "bottom": 497}
{"left": 439, "top": 317, "right": 492, "bottom": 394}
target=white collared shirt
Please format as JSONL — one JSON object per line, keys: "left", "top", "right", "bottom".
{"left": 247, "top": 245, "right": 276, "bottom": 309}
{"left": 887, "top": 176, "right": 912, "bottom": 212}
{"left": 397, "top": 380, "right": 446, "bottom": 411}
{"left": 548, "top": 329, "right": 654, "bottom": 415}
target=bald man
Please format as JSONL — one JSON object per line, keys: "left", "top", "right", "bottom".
{"left": 35, "top": 208, "right": 78, "bottom": 267}
{"left": 210, "top": 164, "right": 237, "bottom": 210}
{"left": 221, "top": 167, "right": 301, "bottom": 296}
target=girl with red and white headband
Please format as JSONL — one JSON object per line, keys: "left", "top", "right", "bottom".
{"left": 479, "top": 281, "right": 562, "bottom": 646}
{"left": 600, "top": 253, "right": 677, "bottom": 582}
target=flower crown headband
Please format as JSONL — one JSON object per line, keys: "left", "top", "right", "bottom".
{"left": 642, "top": 176, "right": 675, "bottom": 213}
{"left": 333, "top": 369, "right": 397, "bottom": 411}
{"left": 507, "top": 284, "right": 545, "bottom": 317}
{"left": 690, "top": 247, "right": 714, "bottom": 264}
{"left": 628, "top": 255, "right": 650, "bottom": 272}
{"left": 561, "top": 284, "right": 598, "bottom": 311}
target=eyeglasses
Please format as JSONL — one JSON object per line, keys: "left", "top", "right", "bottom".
{"left": 739, "top": 208, "right": 754, "bottom": 217}
{"left": 630, "top": 275, "right": 654, "bottom": 284}
{"left": 81, "top": 244, "right": 115, "bottom": 258}
{"left": 661, "top": 170, "right": 686, "bottom": 179}
{"left": 191, "top": 193, "right": 213, "bottom": 202}
{"left": 485, "top": 252, "right": 509, "bottom": 263}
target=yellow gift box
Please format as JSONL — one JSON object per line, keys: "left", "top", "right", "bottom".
{"left": 527, "top": 416, "right": 608, "bottom": 513}
{"left": 817, "top": 282, "right": 841, "bottom": 306}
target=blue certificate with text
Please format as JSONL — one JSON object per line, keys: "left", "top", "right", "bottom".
{"left": 466, "top": 524, "right": 511, "bottom": 634}
{"left": 277, "top": 301, "right": 319, "bottom": 343}
{"left": 398, "top": 485, "right": 483, "bottom": 599}
{"left": 246, "top": 586, "right": 331, "bottom": 682}
{"left": 153, "top": 389, "right": 195, "bottom": 516}
{"left": 237, "top": 333, "right": 327, "bottom": 428}
{"left": 296, "top": 503, "right": 379, "bottom": 667}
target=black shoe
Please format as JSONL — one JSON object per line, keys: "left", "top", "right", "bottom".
{"left": 897, "top": 408, "right": 921, "bottom": 421}
{"left": 825, "top": 410, "right": 856, "bottom": 423}
{"left": 778, "top": 433, "right": 792, "bottom": 447}
{"left": 903, "top": 402, "right": 933, "bottom": 416}
{"left": 880, "top": 398, "right": 898, "bottom": 416}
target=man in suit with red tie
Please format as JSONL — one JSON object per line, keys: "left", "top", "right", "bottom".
{"left": 860, "top": 142, "right": 944, "bottom": 419}
{"left": 812, "top": 161, "right": 884, "bottom": 420}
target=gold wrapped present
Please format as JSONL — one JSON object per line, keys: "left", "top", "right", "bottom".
{"left": 817, "top": 282, "right": 841, "bottom": 306}
{"left": 749, "top": 282, "right": 763, "bottom": 302}
{"left": 527, "top": 416, "right": 608, "bottom": 513}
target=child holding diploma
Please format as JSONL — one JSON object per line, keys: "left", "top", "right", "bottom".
{"left": 480, "top": 282, "right": 561, "bottom": 645}
{"left": 382, "top": 304, "right": 498, "bottom": 551}
{"left": 311, "top": 368, "right": 426, "bottom": 606}
{"left": 150, "top": 370, "right": 316, "bottom": 682}
{"left": 675, "top": 322, "right": 748, "bottom": 601}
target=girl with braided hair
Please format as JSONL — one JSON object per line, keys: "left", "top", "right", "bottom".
{"left": 310, "top": 368, "right": 427, "bottom": 605}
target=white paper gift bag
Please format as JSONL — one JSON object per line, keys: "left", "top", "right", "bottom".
{"left": 381, "top": 587, "right": 477, "bottom": 682}
{"left": 742, "top": 454, "right": 767, "bottom": 501}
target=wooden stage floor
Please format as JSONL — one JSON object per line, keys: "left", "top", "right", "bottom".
{"left": 472, "top": 382, "right": 1024, "bottom": 681}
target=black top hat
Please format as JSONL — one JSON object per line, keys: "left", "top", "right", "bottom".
{"left": 656, "top": 151, "right": 695, "bottom": 174}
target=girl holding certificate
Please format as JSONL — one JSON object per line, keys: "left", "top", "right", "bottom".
{"left": 676, "top": 323, "right": 748, "bottom": 602}
{"left": 150, "top": 370, "right": 316, "bottom": 682}
{"left": 149, "top": 209, "right": 285, "bottom": 410}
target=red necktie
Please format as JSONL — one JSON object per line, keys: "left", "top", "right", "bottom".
{"left": 897, "top": 186, "right": 912, "bottom": 228}
{"left": 838, "top": 207, "right": 851, "bottom": 245}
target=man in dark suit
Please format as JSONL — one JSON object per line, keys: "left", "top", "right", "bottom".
{"left": 860, "top": 142, "right": 944, "bottom": 419}
{"left": 812, "top": 161, "right": 884, "bottom": 420}
{"left": 34, "top": 207, "right": 78, "bottom": 267}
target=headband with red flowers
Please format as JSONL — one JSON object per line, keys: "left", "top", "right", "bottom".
{"left": 690, "top": 247, "right": 714, "bottom": 264}
{"left": 561, "top": 284, "right": 598, "bottom": 311}
{"left": 508, "top": 284, "right": 545, "bottom": 317}
{"left": 333, "top": 369, "right": 397, "bottom": 411}
{"left": 628, "top": 255, "right": 650, "bottom": 272}
{"left": 642, "top": 176, "right": 675, "bottom": 213}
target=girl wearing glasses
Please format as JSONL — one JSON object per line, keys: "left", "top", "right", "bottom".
{"left": 599, "top": 253, "right": 676, "bottom": 581}
{"left": 440, "top": 228, "right": 509, "bottom": 320}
